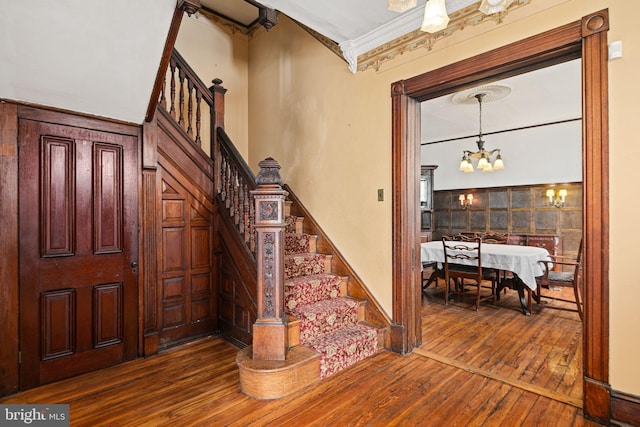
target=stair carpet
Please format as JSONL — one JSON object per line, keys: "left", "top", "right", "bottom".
{"left": 283, "top": 213, "right": 378, "bottom": 379}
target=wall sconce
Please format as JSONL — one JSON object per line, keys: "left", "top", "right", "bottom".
{"left": 459, "top": 194, "right": 473, "bottom": 209}
{"left": 546, "top": 188, "right": 567, "bottom": 208}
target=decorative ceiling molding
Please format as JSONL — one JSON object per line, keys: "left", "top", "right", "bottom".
{"left": 198, "top": 7, "right": 270, "bottom": 38}
{"left": 357, "top": 0, "right": 531, "bottom": 72}
{"left": 297, "top": 23, "right": 346, "bottom": 64}
{"left": 341, "top": 0, "right": 478, "bottom": 72}
{"left": 198, "top": 7, "right": 253, "bottom": 35}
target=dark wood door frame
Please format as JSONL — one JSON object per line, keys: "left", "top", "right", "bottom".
{"left": 391, "top": 10, "right": 610, "bottom": 423}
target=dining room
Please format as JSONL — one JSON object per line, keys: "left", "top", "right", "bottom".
{"left": 417, "top": 58, "right": 584, "bottom": 409}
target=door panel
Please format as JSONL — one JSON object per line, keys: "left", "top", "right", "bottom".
{"left": 158, "top": 175, "right": 214, "bottom": 347}
{"left": 19, "top": 119, "right": 137, "bottom": 389}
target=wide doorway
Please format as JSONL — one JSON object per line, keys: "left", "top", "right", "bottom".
{"left": 391, "top": 10, "right": 610, "bottom": 421}
{"left": 418, "top": 60, "right": 583, "bottom": 405}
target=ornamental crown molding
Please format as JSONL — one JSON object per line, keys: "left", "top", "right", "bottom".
{"left": 357, "top": 0, "right": 530, "bottom": 72}
{"left": 196, "top": 7, "right": 267, "bottom": 38}
{"left": 340, "top": 0, "right": 478, "bottom": 73}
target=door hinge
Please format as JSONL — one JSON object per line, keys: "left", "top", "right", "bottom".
{"left": 18, "top": 351, "right": 21, "bottom": 364}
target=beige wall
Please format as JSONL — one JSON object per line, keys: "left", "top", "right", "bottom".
{"left": 246, "top": 1, "right": 640, "bottom": 396}
{"left": 175, "top": 13, "right": 250, "bottom": 158}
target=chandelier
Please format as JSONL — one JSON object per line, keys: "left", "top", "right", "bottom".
{"left": 387, "top": 0, "right": 515, "bottom": 33}
{"left": 459, "top": 92, "right": 504, "bottom": 173}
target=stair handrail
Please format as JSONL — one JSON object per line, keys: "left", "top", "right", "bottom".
{"left": 154, "top": 48, "right": 287, "bottom": 357}
{"left": 216, "top": 127, "right": 258, "bottom": 257}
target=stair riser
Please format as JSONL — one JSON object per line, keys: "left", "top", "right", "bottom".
{"left": 319, "top": 337, "right": 377, "bottom": 379}
{"left": 284, "top": 276, "right": 342, "bottom": 310}
{"left": 284, "top": 254, "right": 332, "bottom": 279}
{"left": 285, "top": 233, "right": 314, "bottom": 255}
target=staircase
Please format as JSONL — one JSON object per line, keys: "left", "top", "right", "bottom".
{"left": 236, "top": 196, "right": 385, "bottom": 399}
{"left": 283, "top": 203, "right": 381, "bottom": 379}
{"left": 150, "top": 48, "right": 389, "bottom": 400}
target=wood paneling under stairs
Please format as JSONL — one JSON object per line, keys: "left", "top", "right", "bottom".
{"left": 421, "top": 279, "right": 583, "bottom": 407}
{"left": 0, "top": 335, "right": 595, "bottom": 426}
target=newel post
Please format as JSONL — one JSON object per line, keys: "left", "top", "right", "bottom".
{"left": 209, "top": 78, "right": 226, "bottom": 193}
{"left": 250, "top": 158, "right": 289, "bottom": 360}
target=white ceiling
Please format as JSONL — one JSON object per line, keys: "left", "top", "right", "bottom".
{"left": 1, "top": 1, "right": 574, "bottom": 127}
{"left": 422, "top": 59, "right": 583, "bottom": 142}
{"left": 204, "top": 0, "right": 480, "bottom": 71}
{"left": 251, "top": 0, "right": 478, "bottom": 43}
{"left": 201, "top": 0, "right": 260, "bottom": 26}
{"left": 0, "top": 0, "right": 176, "bottom": 124}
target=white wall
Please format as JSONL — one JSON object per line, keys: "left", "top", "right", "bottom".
{"left": 423, "top": 120, "right": 583, "bottom": 190}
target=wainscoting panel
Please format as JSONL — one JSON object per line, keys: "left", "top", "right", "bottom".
{"left": 434, "top": 183, "right": 583, "bottom": 257}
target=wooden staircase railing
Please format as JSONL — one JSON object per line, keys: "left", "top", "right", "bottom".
{"left": 155, "top": 48, "right": 256, "bottom": 260}
{"left": 154, "top": 49, "right": 388, "bottom": 379}
{"left": 158, "top": 49, "right": 213, "bottom": 149}
{"left": 216, "top": 127, "right": 257, "bottom": 259}
{"left": 156, "top": 49, "right": 286, "bottom": 359}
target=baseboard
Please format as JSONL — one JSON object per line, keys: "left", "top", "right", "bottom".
{"left": 611, "top": 389, "right": 640, "bottom": 426}
{"left": 584, "top": 376, "right": 611, "bottom": 424}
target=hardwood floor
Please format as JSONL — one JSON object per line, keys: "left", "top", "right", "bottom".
{"left": 421, "top": 276, "right": 583, "bottom": 407}
{"left": 1, "top": 311, "right": 595, "bottom": 427}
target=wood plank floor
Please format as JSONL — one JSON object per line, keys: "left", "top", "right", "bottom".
{"left": 420, "top": 277, "right": 583, "bottom": 406}
{"left": 2, "top": 328, "right": 595, "bottom": 426}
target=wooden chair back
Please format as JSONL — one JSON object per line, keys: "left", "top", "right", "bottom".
{"left": 535, "top": 239, "right": 583, "bottom": 320}
{"left": 441, "top": 237, "right": 497, "bottom": 310}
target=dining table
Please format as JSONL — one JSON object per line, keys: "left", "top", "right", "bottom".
{"left": 421, "top": 240, "right": 552, "bottom": 315}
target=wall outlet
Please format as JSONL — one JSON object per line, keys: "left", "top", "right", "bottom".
{"left": 378, "top": 189, "right": 384, "bottom": 201}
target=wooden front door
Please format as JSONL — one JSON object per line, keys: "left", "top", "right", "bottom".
{"left": 18, "top": 119, "right": 138, "bottom": 389}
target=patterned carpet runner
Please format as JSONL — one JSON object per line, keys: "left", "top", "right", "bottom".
{"left": 284, "top": 215, "right": 378, "bottom": 379}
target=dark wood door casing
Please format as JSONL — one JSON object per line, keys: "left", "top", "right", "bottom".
{"left": 391, "top": 9, "right": 610, "bottom": 423}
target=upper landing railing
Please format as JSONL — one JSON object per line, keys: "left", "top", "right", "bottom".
{"left": 157, "top": 49, "right": 258, "bottom": 259}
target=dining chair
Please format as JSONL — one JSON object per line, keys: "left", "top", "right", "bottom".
{"left": 422, "top": 234, "right": 469, "bottom": 291}
{"left": 441, "top": 237, "right": 498, "bottom": 310}
{"left": 533, "top": 239, "right": 584, "bottom": 320}
{"left": 479, "top": 232, "right": 508, "bottom": 244}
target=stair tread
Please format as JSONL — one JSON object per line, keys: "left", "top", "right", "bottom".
{"left": 289, "top": 296, "right": 359, "bottom": 317}
{"left": 285, "top": 274, "right": 344, "bottom": 289}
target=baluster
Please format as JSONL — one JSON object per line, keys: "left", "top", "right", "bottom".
{"left": 220, "top": 156, "right": 227, "bottom": 201}
{"left": 187, "top": 79, "right": 194, "bottom": 138}
{"left": 249, "top": 200, "right": 256, "bottom": 254}
{"left": 160, "top": 77, "right": 166, "bottom": 110}
{"left": 238, "top": 180, "right": 245, "bottom": 234}
{"left": 219, "top": 155, "right": 226, "bottom": 197}
{"left": 243, "top": 183, "right": 251, "bottom": 242}
{"left": 195, "top": 88, "right": 202, "bottom": 147}
{"left": 169, "top": 59, "right": 177, "bottom": 119}
{"left": 178, "top": 68, "right": 185, "bottom": 127}
{"left": 228, "top": 166, "right": 235, "bottom": 215}
{"left": 232, "top": 168, "right": 239, "bottom": 222}
{"left": 225, "top": 158, "right": 231, "bottom": 209}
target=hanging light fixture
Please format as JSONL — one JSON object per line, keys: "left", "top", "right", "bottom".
{"left": 387, "top": 0, "right": 417, "bottom": 13}
{"left": 420, "top": 0, "right": 450, "bottom": 33}
{"left": 458, "top": 92, "right": 505, "bottom": 173}
{"left": 479, "top": 0, "right": 514, "bottom": 15}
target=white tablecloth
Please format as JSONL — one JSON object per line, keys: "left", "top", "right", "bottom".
{"left": 421, "top": 241, "right": 551, "bottom": 290}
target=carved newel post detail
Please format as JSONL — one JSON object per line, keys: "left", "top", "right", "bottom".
{"left": 250, "top": 158, "right": 289, "bottom": 360}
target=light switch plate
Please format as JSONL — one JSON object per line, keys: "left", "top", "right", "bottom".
{"left": 608, "top": 40, "right": 622, "bottom": 60}
{"left": 377, "top": 189, "right": 384, "bottom": 201}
